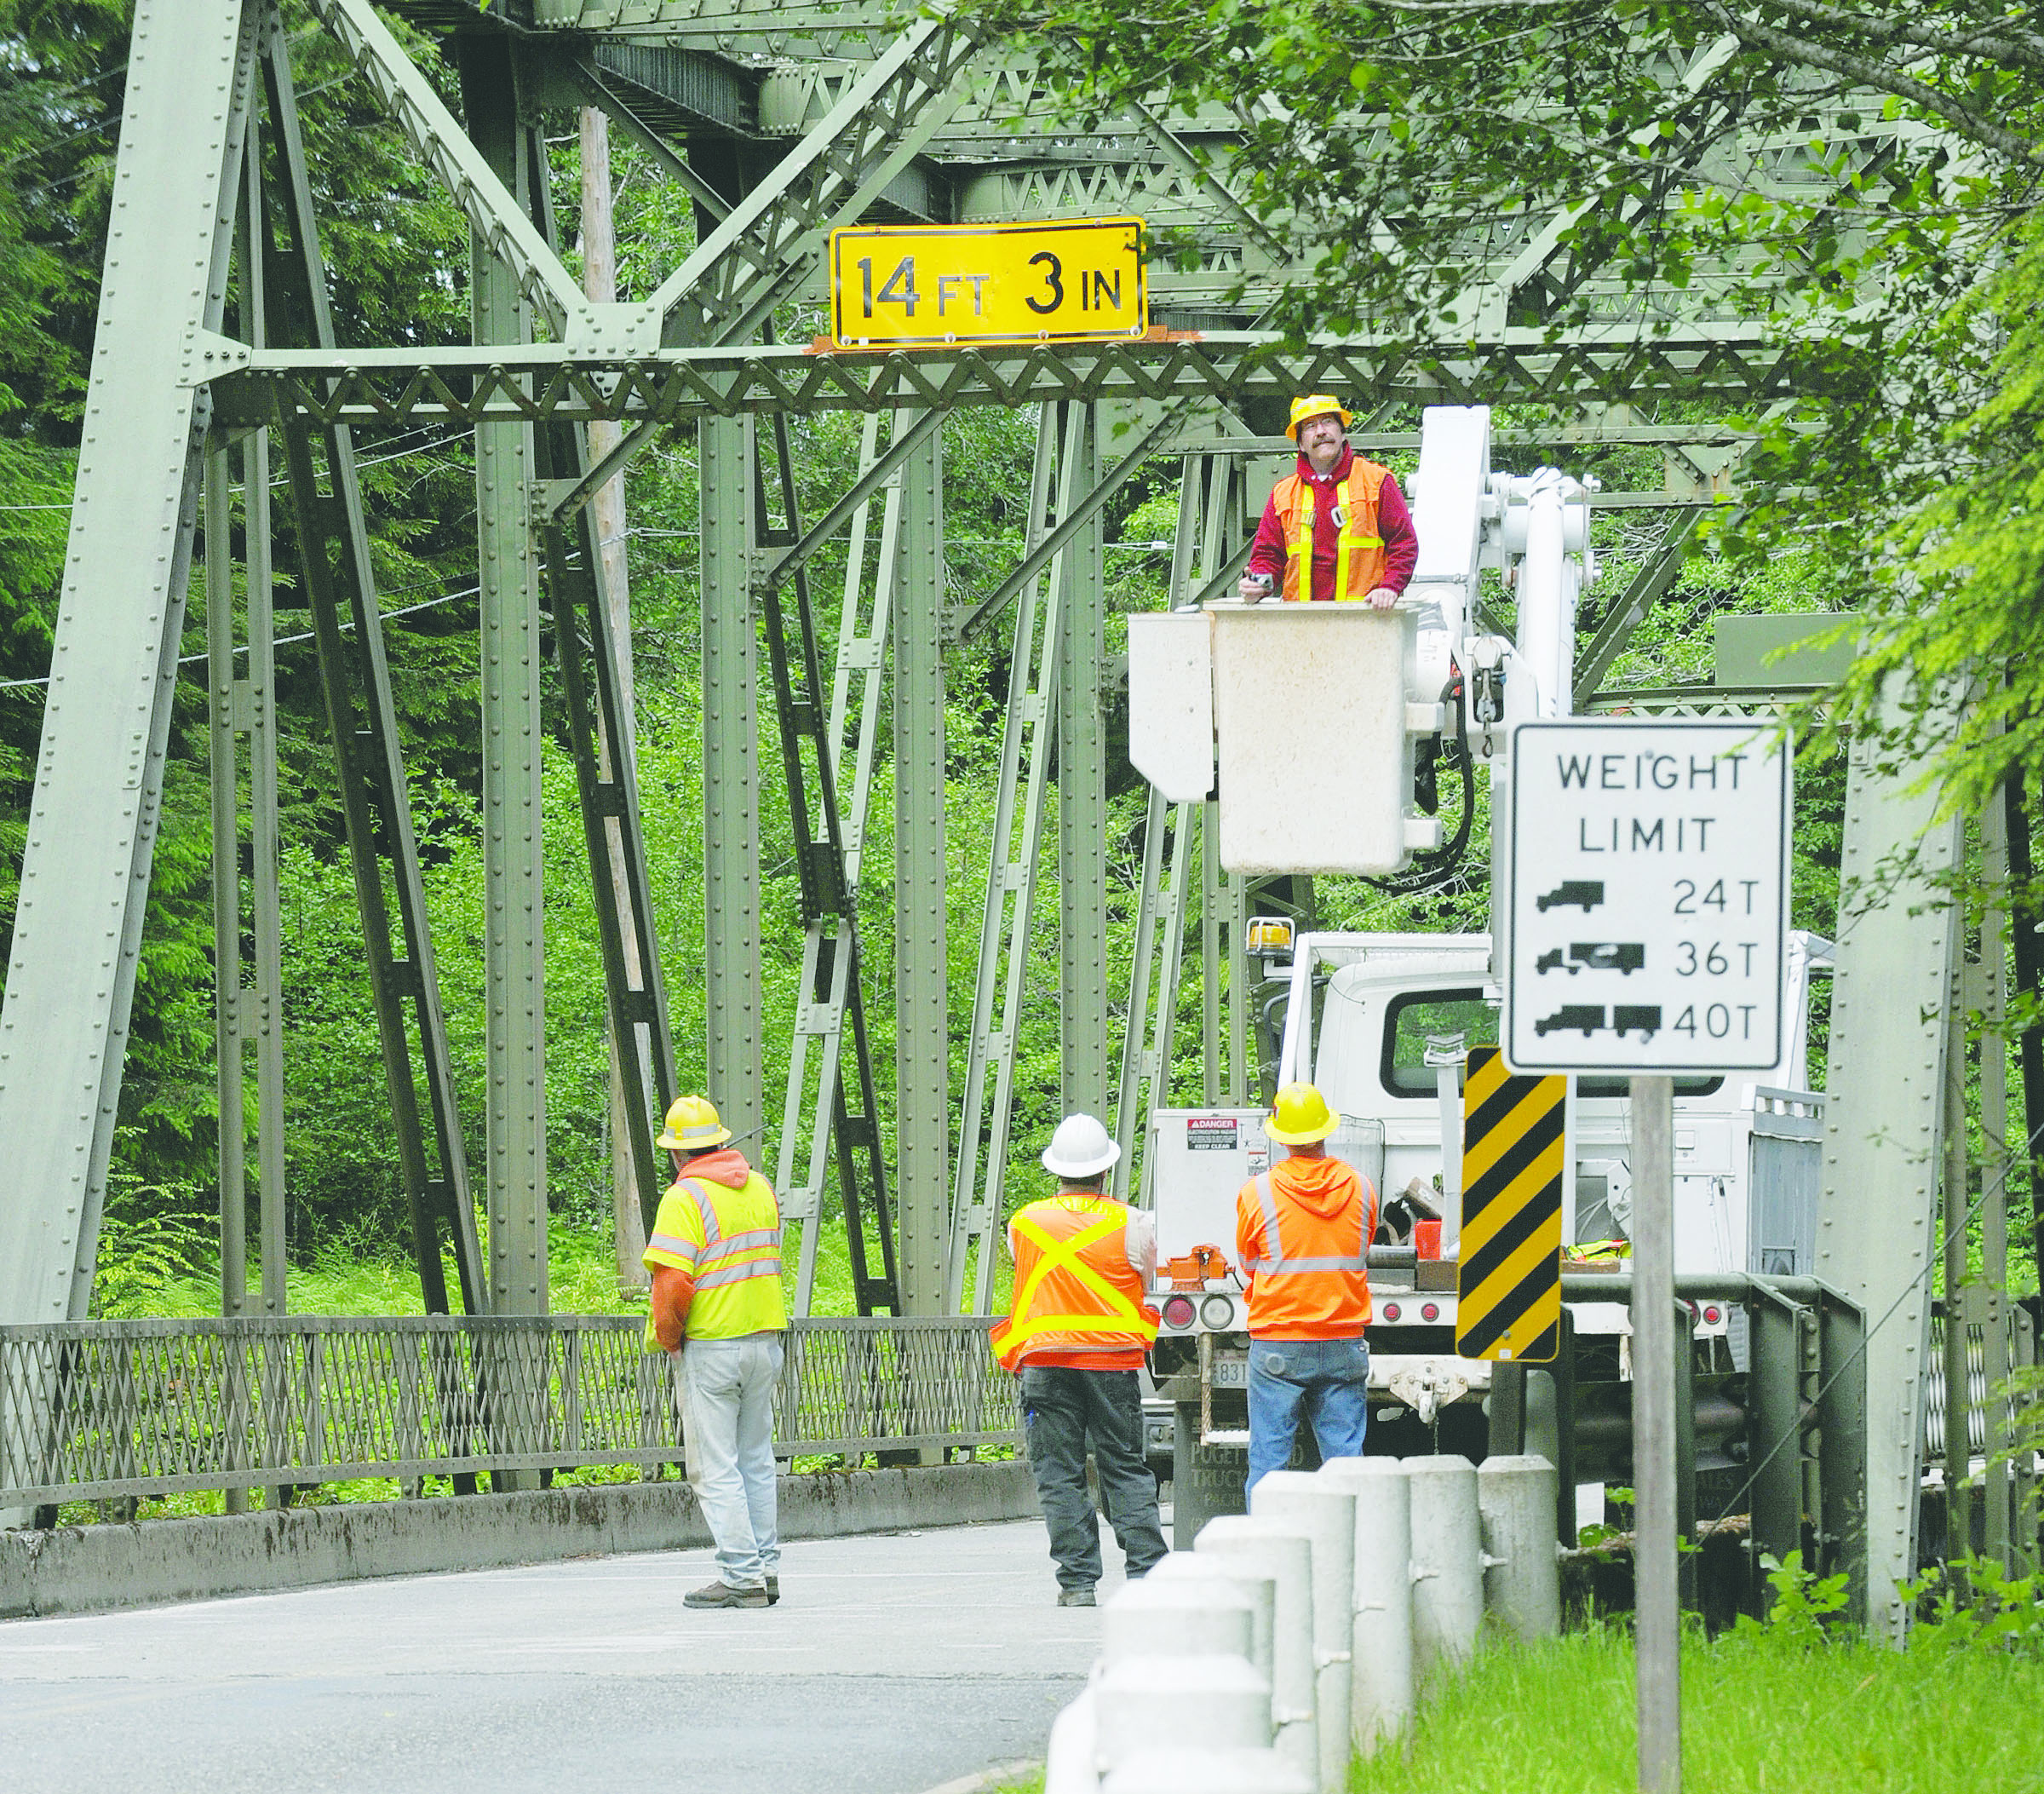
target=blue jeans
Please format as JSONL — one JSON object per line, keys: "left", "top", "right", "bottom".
{"left": 1245, "top": 1336, "right": 1369, "bottom": 1496}
{"left": 680, "top": 1332, "right": 784, "bottom": 1589}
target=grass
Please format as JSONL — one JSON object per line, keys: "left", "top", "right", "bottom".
{"left": 1350, "top": 1622, "right": 2044, "bottom": 1792}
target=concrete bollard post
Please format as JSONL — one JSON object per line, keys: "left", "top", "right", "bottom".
{"left": 1405, "top": 1454, "right": 1483, "bottom": 1691}
{"left": 1094, "top": 1654, "right": 1272, "bottom": 1773}
{"left": 1315, "top": 1456, "right": 1413, "bottom": 1754}
{"left": 1145, "top": 1551, "right": 1278, "bottom": 1689}
{"left": 1250, "top": 1469, "right": 1356, "bottom": 1794}
{"left": 1195, "top": 1515, "right": 1319, "bottom": 1787}
{"left": 1478, "top": 1453, "right": 1562, "bottom": 1642}
{"left": 1103, "top": 1576, "right": 1255, "bottom": 1668}
{"left": 1102, "top": 1747, "right": 1317, "bottom": 1793}
{"left": 1045, "top": 1687, "right": 1101, "bottom": 1794}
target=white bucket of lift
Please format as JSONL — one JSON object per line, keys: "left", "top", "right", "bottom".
{"left": 1127, "top": 603, "right": 1438, "bottom": 877}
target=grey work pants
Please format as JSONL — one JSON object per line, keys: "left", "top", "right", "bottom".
{"left": 680, "top": 1332, "right": 784, "bottom": 1590}
{"left": 1019, "top": 1365, "right": 1168, "bottom": 1592}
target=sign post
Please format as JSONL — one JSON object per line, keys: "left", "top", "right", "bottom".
{"left": 1503, "top": 719, "right": 1792, "bottom": 1794}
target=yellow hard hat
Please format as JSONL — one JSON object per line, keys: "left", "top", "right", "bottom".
{"left": 1285, "top": 394, "right": 1353, "bottom": 441}
{"left": 1266, "top": 1081, "right": 1339, "bottom": 1146}
{"left": 657, "top": 1094, "right": 732, "bottom": 1152}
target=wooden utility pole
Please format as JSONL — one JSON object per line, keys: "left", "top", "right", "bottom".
{"left": 579, "top": 105, "right": 649, "bottom": 1289}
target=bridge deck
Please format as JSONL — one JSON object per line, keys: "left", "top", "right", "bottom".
{"left": 0, "top": 1517, "right": 1110, "bottom": 1793}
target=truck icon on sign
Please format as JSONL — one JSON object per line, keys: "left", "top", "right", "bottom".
{"left": 1613, "top": 1004, "right": 1663, "bottom": 1040}
{"left": 1536, "top": 942, "right": 1645, "bottom": 975}
{"left": 1535, "top": 1004, "right": 1605, "bottom": 1037}
{"left": 1535, "top": 881, "right": 1605, "bottom": 913}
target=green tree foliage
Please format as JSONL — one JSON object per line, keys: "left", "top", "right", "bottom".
{"left": 969, "top": 0, "right": 2044, "bottom": 814}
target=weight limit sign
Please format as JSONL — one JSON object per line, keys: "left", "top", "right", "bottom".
{"left": 1455, "top": 1047, "right": 1565, "bottom": 1363}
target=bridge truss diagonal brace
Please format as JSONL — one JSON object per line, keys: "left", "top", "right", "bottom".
{"left": 756, "top": 405, "right": 898, "bottom": 1317}
{"left": 1111, "top": 791, "right": 1196, "bottom": 1201}
{"left": 1574, "top": 507, "right": 1699, "bottom": 699}
{"left": 0, "top": 0, "right": 262, "bottom": 1331}
{"left": 261, "top": 17, "right": 486, "bottom": 1317}
{"left": 306, "top": 0, "right": 657, "bottom": 353}
{"left": 521, "top": 132, "right": 680, "bottom": 1248}
{"left": 779, "top": 415, "right": 905, "bottom": 1315}
{"left": 646, "top": 12, "right": 986, "bottom": 346}
{"left": 947, "top": 404, "right": 1086, "bottom": 1315}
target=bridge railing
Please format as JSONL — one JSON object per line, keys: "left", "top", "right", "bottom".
{"left": 0, "top": 1315, "right": 1019, "bottom": 1508}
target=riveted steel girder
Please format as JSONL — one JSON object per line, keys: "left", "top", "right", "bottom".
{"left": 204, "top": 323, "right": 1840, "bottom": 431}
{"left": 0, "top": 0, "right": 264, "bottom": 1330}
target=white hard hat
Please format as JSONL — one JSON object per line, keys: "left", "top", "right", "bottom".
{"left": 1042, "top": 1113, "right": 1121, "bottom": 1179}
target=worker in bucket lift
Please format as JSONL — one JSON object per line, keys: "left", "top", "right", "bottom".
{"left": 643, "top": 1094, "right": 788, "bottom": 1611}
{"left": 991, "top": 1113, "right": 1169, "bottom": 1607}
{"left": 1238, "top": 395, "right": 1418, "bottom": 608}
{"left": 1235, "top": 1082, "right": 1379, "bottom": 1496}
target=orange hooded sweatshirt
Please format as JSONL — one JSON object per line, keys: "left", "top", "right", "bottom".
{"left": 1235, "top": 1153, "right": 1376, "bottom": 1339}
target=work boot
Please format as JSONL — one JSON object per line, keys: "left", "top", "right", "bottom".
{"left": 684, "top": 1579, "right": 768, "bottom": 1610}
{"left": 1056, "top": 1586, "right": 1096, "bottom": 1607}
{"left": 766, "top": 1576, "right": 780, "bottom": 1606}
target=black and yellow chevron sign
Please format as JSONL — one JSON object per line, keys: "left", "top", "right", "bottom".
{"left": 1455, "top": 1046, "right": 1565, "bottom": 1362}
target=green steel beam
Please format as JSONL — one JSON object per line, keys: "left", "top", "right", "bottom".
{"left": 460, "top": 38, "right": 548, "bottom": 1330}
{"left": 0, "top": 0, "right": 261, "bottom": 1333}
{"left": 893, "top": 423, "right": 949, "bottom": 1315}
{"left": 1058, "top": 404, "right": 1110, "bottom": 1118}
{"left": 700, "top": 413, "right": 765, "bottom": 1147}
{"left": 205, "top": 323, "right": 1837, "bottom": 429}
{"left": 1817, "top": 681, "right": 1963, "bottom": 1639}
{"left": 240, "top": 106, "right": 287, "bottom": 1326}
{"left": 761, "top": 408, "right": 944, "bottom": 593}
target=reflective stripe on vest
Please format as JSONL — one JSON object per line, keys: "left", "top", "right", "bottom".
{"left": 676, "top": 1177, "right": 783, "bottom": 1288}
{"left": 1278, "top": 460, "right": 1387, "bottom": 602}
{"left": 990, "top": 1196, "right": 1160, "bottom": 1371}
{"left": 1243, "top": 1171, "right": 1369, "bottom": 1274}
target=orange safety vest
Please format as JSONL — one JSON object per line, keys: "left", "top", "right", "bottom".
{"left": 1237, "top": 1164, "right": 1376, "bottom": 1338}
{"left": 991, "top": 1193, "right": 1161, "bottom": 1373}
{"left": 1271, "top": 458, "right": 1390, "bottom": 603}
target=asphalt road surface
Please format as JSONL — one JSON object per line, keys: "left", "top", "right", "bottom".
{"left": 0, "top": 1517, "right": 1115, "bottom": 1794}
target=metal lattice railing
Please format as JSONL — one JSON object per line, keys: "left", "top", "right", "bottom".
{"left": 0, "top": 1315, "right": 1019, "bottom": 1508}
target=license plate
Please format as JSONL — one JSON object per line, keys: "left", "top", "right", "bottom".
{"left": 1210, "top": 1356, "right": 1249, "bottom": 1389}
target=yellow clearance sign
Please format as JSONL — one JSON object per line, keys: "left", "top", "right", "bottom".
{"left": 829, "top": 217, "right": 1146, "bottom": 349}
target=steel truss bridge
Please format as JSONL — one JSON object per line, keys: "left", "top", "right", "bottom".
{"left": 0, "top": 0, "right": 2025, "bottom": 1630}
